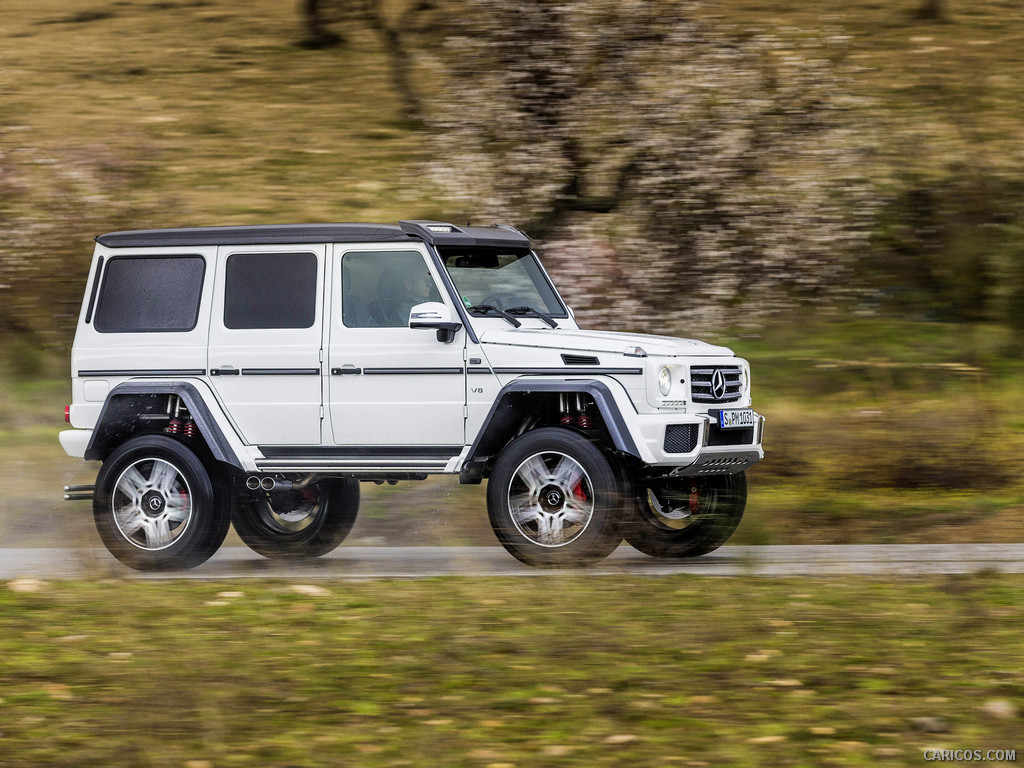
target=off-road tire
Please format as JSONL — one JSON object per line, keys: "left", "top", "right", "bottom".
{"left": 625, "top": 471, "right": 746, "bottom": 558}
{"left": 487, "top": 427, "right": 627, "bottom": 567}
{"left": 93, "top": 434, "right": 230, "bottom": 571}
{"left": 232, "top": 479, "right": 359, "bottom": 559}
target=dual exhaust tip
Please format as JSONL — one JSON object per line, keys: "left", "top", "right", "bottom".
{"left": 245, "top": 476, "right": 292, "bottom": 492}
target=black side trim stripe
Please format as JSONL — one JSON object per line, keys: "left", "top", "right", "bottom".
{"left": 241, "top": 368, "right": 320, "bottom": 376}
{"left": 78, "top": 369, "right": 206, "bottom": 377}
{"left": 260, "top": 445, "right": 463, "bottom": 458}
{"left": 493, "top": 367, "right": 643, "bottom": 376}
{"left": 362, "top": 367, "right": 464, "bottom": 375}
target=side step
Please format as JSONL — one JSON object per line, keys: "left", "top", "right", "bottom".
{"left": 64, "top": 484, "right": 95, "bottom": 502}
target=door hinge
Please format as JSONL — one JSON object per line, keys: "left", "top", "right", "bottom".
{"left": 320, "top": 405, "right": 324, "bottom": 419}
{"left": 462, "top": 347, "right": 468, "bottom": 361}
{"left": 319, "top": 349, "right": 324, "bottom": 363}
{"left": 463, "top": 405, "right": 468, "bottom": 419}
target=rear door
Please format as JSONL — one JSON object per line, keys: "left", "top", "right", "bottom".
{"left": 207, "top": 245, "right": 325, "bottom": 445}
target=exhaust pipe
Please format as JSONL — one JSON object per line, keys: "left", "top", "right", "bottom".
{"left": 63, "top": 484, "right": 95, "bottom": 502}
{"left": 246, "top": 474, "right": 315, "bottom": 492}
{"left": 246, "top": 475, "right": 289, "bottom": 492}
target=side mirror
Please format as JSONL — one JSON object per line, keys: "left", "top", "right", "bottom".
{"left": 409, "top": 302, "right": 462, "bottom": 343}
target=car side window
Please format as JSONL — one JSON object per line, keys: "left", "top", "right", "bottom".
{"left": 94, "top": 255, "right": 205, "bottom": 333}
{"left": 223, "top": 252, "right": 318, "bottom": 330}
{"left": 342, "top": 251, "right": 442, "bottom": 328}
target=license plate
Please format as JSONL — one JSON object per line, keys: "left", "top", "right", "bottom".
{"left": 717, "top": 409, "right": 757, "bottom": 429}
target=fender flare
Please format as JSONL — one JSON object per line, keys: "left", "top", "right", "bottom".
{"left": 465, "top": 378, "right": 641, "bottom": 466}
{"left": 84, "top": 382, "right": 241, "bottom": 468}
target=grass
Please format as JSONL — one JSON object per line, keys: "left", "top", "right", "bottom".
{"left": 2, "top": 0, "right": 434, "bottom": 226}
{"left": 2, "top": 575, "right": 1022, "bottom": 766}
{"left": 707, "top": 0, "right": 1024, "bottom": 177}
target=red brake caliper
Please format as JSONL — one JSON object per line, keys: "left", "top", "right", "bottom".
{"left": 689, "top": 484, "right": 700, "bottom": 514}
{"left": 572, "top": 481, "right": 587, "bottom": 501}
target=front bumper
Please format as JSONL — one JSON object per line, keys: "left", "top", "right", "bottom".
{"left": 634, "top": 412, "right": 764, "bottom": 474}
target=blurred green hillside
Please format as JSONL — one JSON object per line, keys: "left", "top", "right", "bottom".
{"left": 1, "top": 0, "right": 1023, "bottom": 544}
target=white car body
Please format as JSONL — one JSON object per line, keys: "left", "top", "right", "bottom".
{"left": 60, "top": 220, "right": 762, "bottom": 570}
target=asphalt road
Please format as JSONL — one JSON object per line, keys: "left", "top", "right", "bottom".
{"left": 3, "top": 543, "right": 1024, "bottom": 580}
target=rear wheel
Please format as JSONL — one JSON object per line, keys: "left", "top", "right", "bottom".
{"left": 487, "top": 428, "right": 627, "bottom": 567}
{"left": 232, "top": 479, "right": 359, "bottom": 559}
{"left": 93, "top": 435, "right": 230, "bottom": 571}
{"left": 625, "top": 472, "right": 746, "bottom": 558}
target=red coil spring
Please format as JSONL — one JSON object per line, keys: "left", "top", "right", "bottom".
{"left": 577, "top": 411, "right": 593, "bottom": 429}
{"left": 560, "top": 414, "right": 575, "bottom": 426}
{"left": 183, "top": 419, "right": 198, "bottom": 439}
{"left": 165, "top": 418, "right": 182, "bottom": 435}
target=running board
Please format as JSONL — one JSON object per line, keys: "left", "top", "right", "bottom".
{"left": 64, "top": 484, "right": 95, "bottom": 502}
{"left": 253, "top": 458, "right": 455, "bottom": 474}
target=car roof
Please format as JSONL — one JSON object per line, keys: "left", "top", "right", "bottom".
{"left": 95, "top": 221, "right": 531, "bottom": 249}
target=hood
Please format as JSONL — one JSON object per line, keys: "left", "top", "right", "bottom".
{"left": 479, "top": 328, "right": 734, "bottom": 357}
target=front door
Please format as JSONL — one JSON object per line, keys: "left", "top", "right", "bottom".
{"left": 326, "top": 247, "right": 466, "bottom": 452}
{"left": 207, "top": 246, "right": 325, "bottom": 446}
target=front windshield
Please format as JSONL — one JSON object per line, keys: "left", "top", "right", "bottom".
{"left": 439, "top": 247, "right": 567, "bottom": 317}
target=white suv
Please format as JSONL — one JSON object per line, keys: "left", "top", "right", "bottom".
{"left": 60, "top": 221, "right": 763, "bottom": 570}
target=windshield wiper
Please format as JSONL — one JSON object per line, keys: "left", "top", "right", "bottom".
{"left": 506, "top": 305, "right": 558, "bottom": 328}
{"left": 466, "top": 304, "right": 521, "bottom": 328}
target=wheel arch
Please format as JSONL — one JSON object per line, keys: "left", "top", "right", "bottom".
{"left": 461, "top": 378, "right": 640, "bottom": 483}
{"left": 84, "top": 382, "right": 241, "bottom": 469}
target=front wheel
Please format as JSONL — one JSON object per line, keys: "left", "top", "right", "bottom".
{"left": 232, "top": 478, "right": 359, "bottom": 559}
{"left": 487, "top": 428, "right": 628, "bottom": 567}
{"left": 93, "top": 435, "right": 230, "bottom": 571}
{"left": 625, "top": 471, "right": 747, "bottom": 558}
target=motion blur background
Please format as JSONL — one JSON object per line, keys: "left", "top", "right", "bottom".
{"left": 2, "top": 0, "right": 1023, "bottom": 546}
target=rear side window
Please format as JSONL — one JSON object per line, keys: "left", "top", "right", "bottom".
{"left": 224, "top": 252, "right": 318, "bottom": 330}
{"left": 94, "top": 256, "right": 205, "bottom": 333}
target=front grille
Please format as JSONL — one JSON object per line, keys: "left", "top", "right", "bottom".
{"left": 706, "top": 425, "right": 755, "bottom": 447}
{"left": 690, "top": 366, "right": 743, "bottom": 404}
{"left": 664, "top": 424, "right": 699, "bottom": 453}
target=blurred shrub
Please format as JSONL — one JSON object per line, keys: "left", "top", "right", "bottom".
{"left": 760, "top": 393, "right": 1013, "bottom": 491}
{"left": 868, "top": 171, "right": 1024, "bottom": 334}
{"left": 0, "top": 145, "right": 160, "bottom": 348}
{"left": 3, "top": 338, "right": 47, "bottom": 379}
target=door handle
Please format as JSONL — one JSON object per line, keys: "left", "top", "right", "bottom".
{"left": 210, "top": 367, "right": 240, "bottom": 376}
{"left": 331, "top": 367, "right": 362, "bottom": 375}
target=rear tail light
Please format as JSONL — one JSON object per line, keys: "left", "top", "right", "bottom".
{"left": 65, "top": 405, "right": 71, "bottom": 424}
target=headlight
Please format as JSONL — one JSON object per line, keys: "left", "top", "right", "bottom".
{"left": 658, "top": 366, "right": 672, "bottom": 397}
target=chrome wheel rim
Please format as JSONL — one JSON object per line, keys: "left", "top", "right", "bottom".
{"left": 256, "top": 488, "right": 322, "bottom": 534}
{"left": 507, "top": 451, "right": 594, "bottom": 547}
{"left": 646, "top": 481, "right": 712, "bottom": 531}
{"left": 112, "top": 458, "right": 193, "bottom": 550}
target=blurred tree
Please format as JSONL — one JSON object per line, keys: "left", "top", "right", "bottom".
{"left": 415, "top": 0, "right": 876, "bottom": 329}
{"left": 300, "top": 0, "right": 343, "bottom": 48}
{"left": 915, "top": 0, "right": 950, "bottom": 22}
{"left": 298, "top": 0, "right": 426, "bottom": 124}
